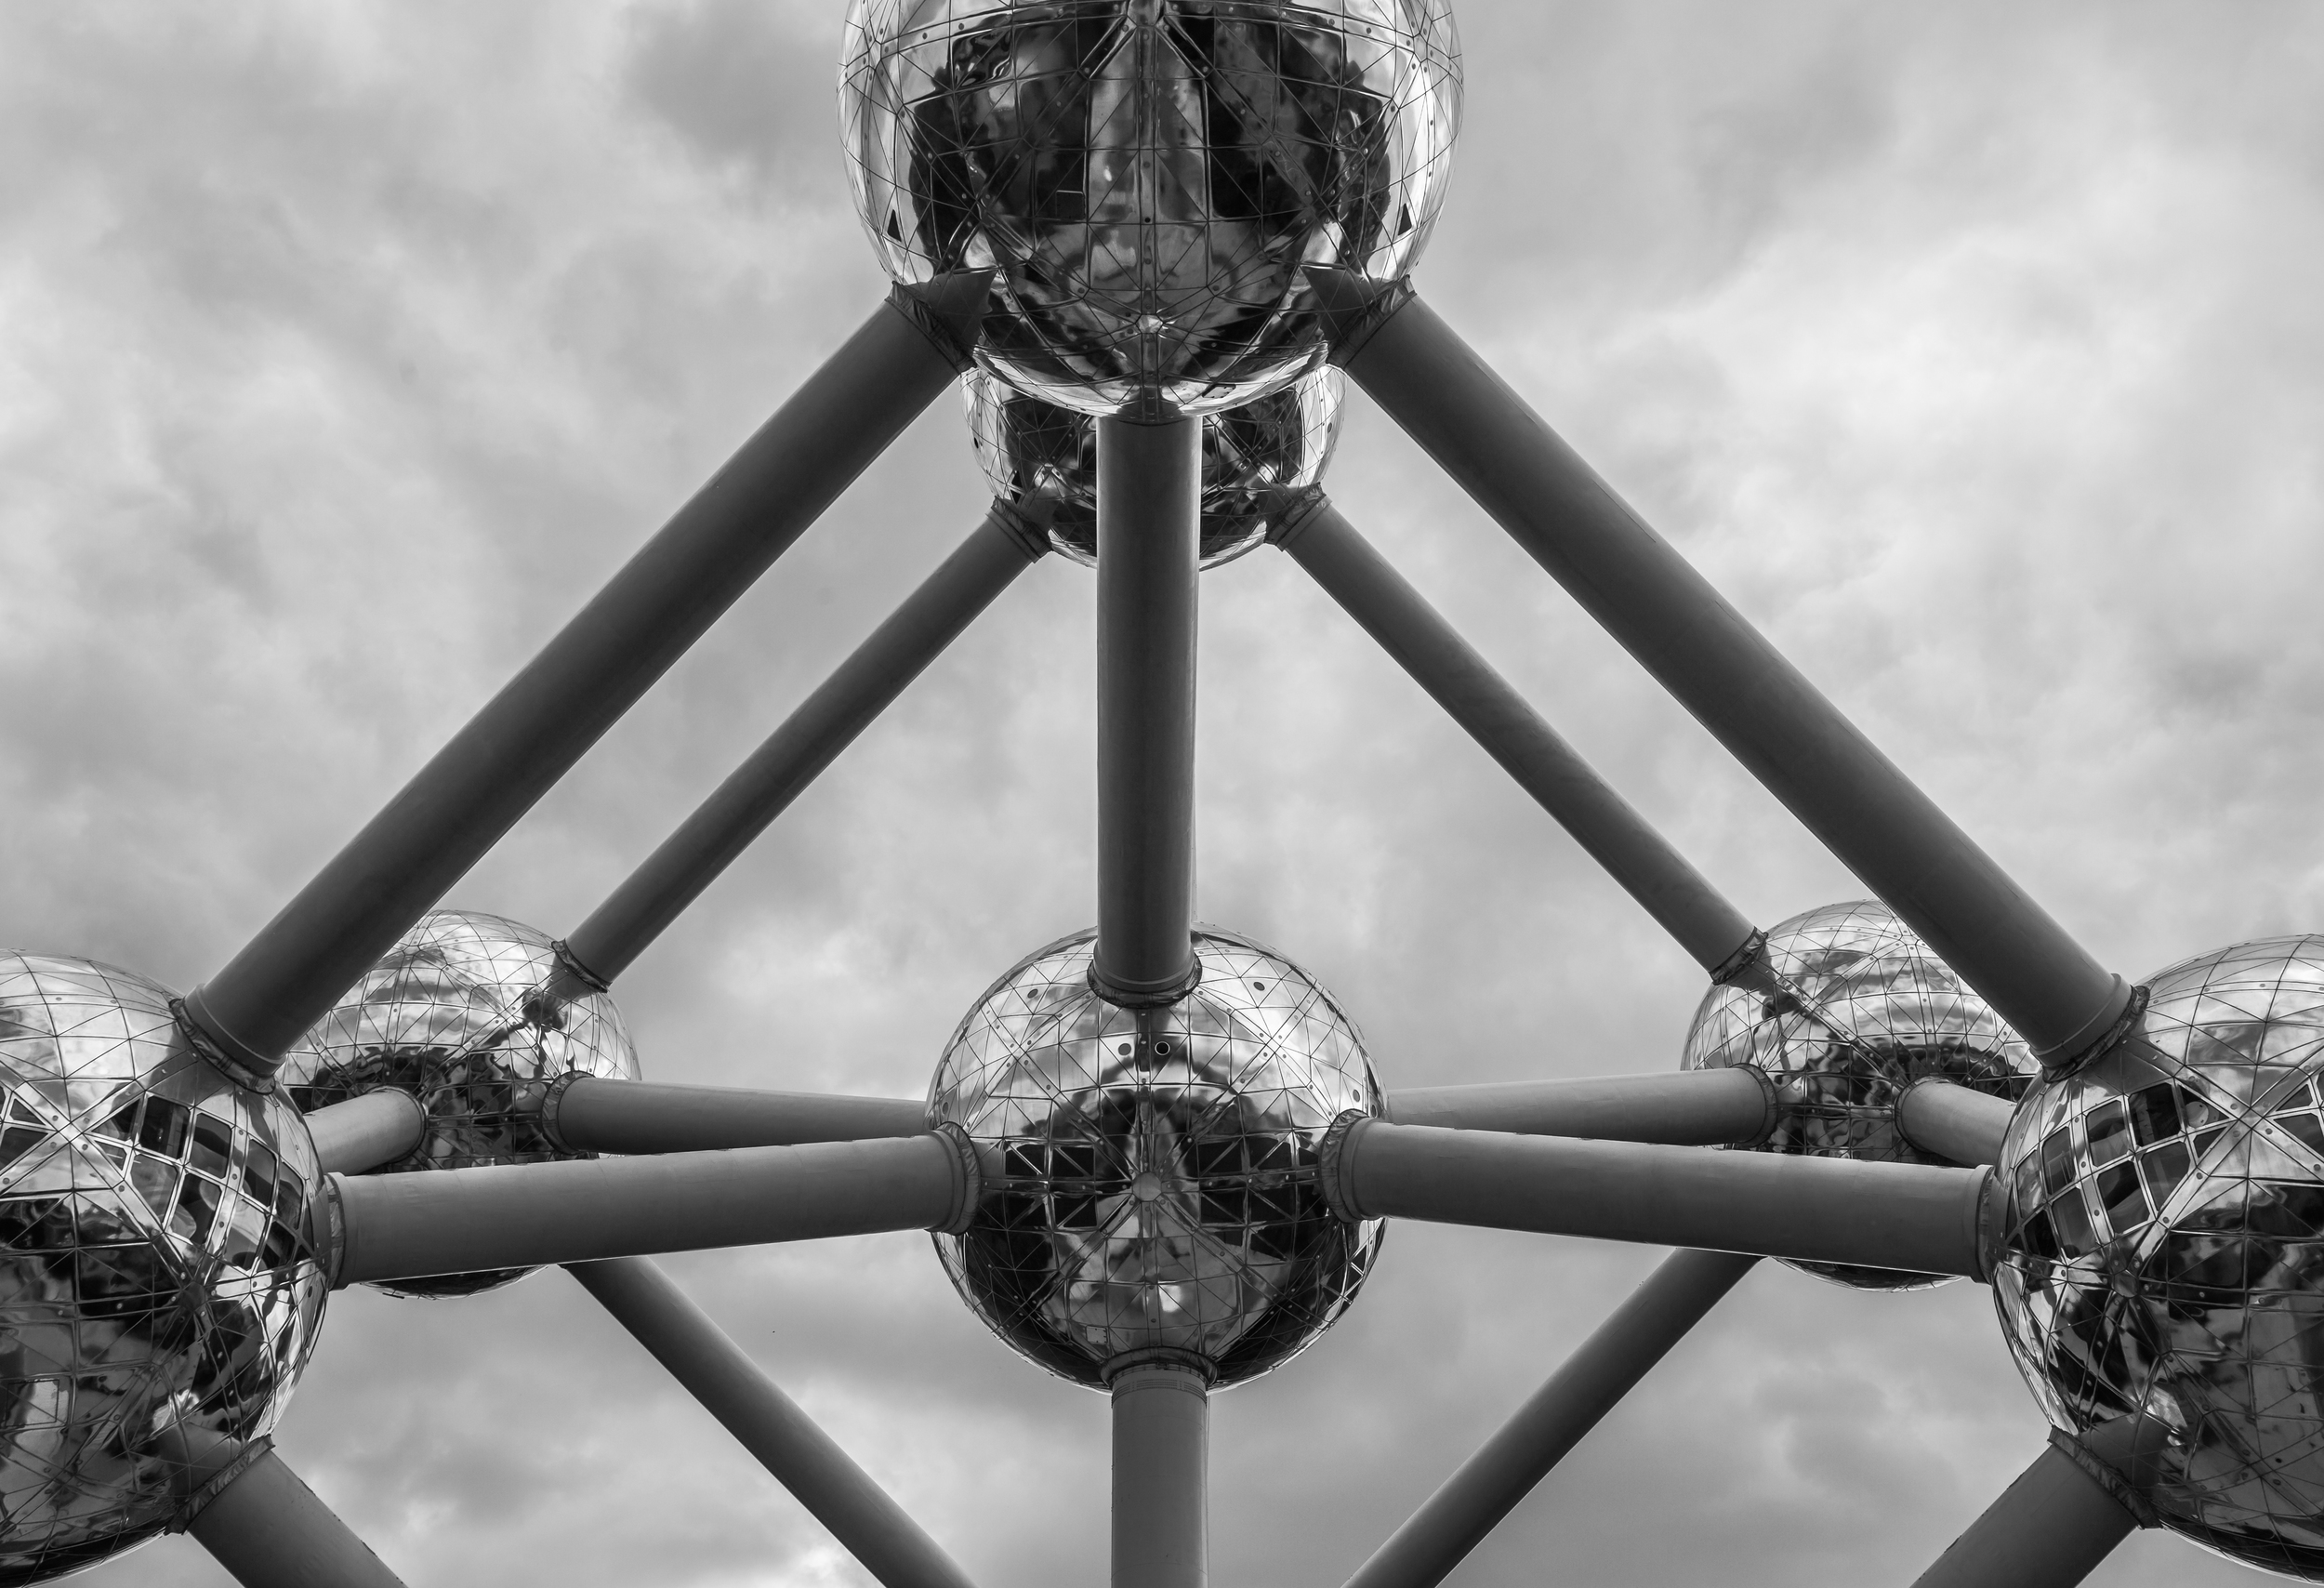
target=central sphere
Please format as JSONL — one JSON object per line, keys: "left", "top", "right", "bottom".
{"left": 964, "top": 366, "right": 1341, "bottom": 566}
{"left": 0, "top": 953, "right": 326, "bottom": 1581}
{"left": 929, "top": 927, "right": 1383, "bottom": 1388}
{"left": 1992, "top": 936, "right": 2324, "bottom": 1578}
{"left": 840, "top": 0, "right": 1463, "bottom": 416}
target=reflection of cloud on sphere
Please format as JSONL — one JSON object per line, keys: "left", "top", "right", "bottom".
{"left": 282, "top": 910, "right": 640, "bottom": 1300}
{"left": 0, "top": 954, "right": 327, "bottom": 1581}
{"left": 930, "top": 927, "right": 1382, "bottom": 1388}
{"left": 841, "top": 0, "right": 1462, "bottom": 416}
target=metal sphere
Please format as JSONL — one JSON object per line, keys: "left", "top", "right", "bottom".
{"left": 964, "top": 366, "right": 1342, "bottom": 567}
{"left": 0, "top": 953, "right": 327, "bottom": 1582}
{"left": 1991, "top": 936, "right": 2324, "bottom": 1578}
{"left": 929, "top": 926, "right": 1382, "bottom": 1389}
{"left": 839, "top": 0, "right": 1463, "bottom": 417}
{"left": 282, "top": 909, "right": 640, "bottom": 1300}
{"left": 1683, "top": 900, "right": 2036, "bottom": 1291}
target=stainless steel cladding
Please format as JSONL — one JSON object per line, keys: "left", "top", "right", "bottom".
{"left": 929, "top": 927, "right": 1382, "bottom": 1388}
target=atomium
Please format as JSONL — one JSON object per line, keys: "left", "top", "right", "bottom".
{"left": 281, "top": 910, "right": 640, "bottom": 1299}
{"left": 1682, "top": 900, "right": 2039, "bottom": 1290}
{"left": 0, "top": 954, "right": 326, "bottom": 1582}
{"left": 929, "top": 927, "right": 1382, "bottom": 1387}
{"left": 964, "top": 365, "right": 1342, "bottom": 567}
{"left": 840, "top": 0, "right": 1463, "bottom": 415}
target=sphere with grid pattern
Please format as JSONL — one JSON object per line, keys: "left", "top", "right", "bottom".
{"left": 840, "top": 0, "right": 1462, "bottom": 417}
{"left": 281, "top": 909, "right": 640, "bottom": 1300}
{"left": 0, "top": 953, "right": 328, "bottom": 1582}
{"left": 1682, "top": 900, "right": 2036, "bottom": 1290}
{"left": 1992, "top": 935, "right": 2324, "bottom": 1579}
{"left": 929, "top": 926, "right": 1383, "bottom": 1388}
{"left": 965, "top": 365, "right": 1342, "bottom": 567}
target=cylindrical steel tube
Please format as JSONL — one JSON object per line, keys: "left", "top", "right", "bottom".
{"left": 1328, "top": 1121, "right": 1987, "bottom": 1278}
{"left": 1344, "top": 1250, "right": 1757, "bottom": 1588}
{"left": 1909, "top": 1443, "right": 2140, "bottom": 1588}
{"left": 569, "top": 1256, "right": 980, "bottom": 1588}
{"left": 1280, "top": 498, "right": 1758, "bottom": 976}
{"left": 1111, "top": 1360, "right": 1208, "bottom": 1588}
{"left": 1336, "top": 292, "right": 2127, "bottom": 1066}
{"left": 1896, "top": 1079, "right": 2018, "bottom": 1168}
{"left": 302, "top": 1090, "right": 428, "bottom": 1174}
{"left": 562, "top": 504, "right": 1046, "bottom": 985}
{"left": 183, "top": 278, "right": 984, "bottom": 1074}
{"left": 1091, "top": 415, "right": 1202, "bottom": 1003}
{"left": 190, "top": 1447, "right": 406, "bottom": 1588}
{"left": 331, "top": 1133, "right": 969, "bottom": 1287}
{"left": 546, "top": 1078, "right": 929, "bottom": 1155}
{"left": 1383, "top": 1070, "right": 1773, "bottom": 1146}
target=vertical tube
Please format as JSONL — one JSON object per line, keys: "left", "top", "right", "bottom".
{"left": 1111, "top": 1360, "right": 1208, "bottom": 1588}
{"left": 188, "top": 1447, "right": 405, "bottom": 1588}
{"left": 1279, "top": 499, "right": 1758, "bottom": 977}
{"left": 1332, "top": 290, "right": 2128, "bottom": 1067}
{"left": 569, "top": 1257, "right": 980, "bottom": 1588}
{"left": 1343, "top": 1250, "right": 1756, "bottom": 1588}
{"left": 1092, "top": 415, "right": 1202, "bottom": 1003}
{"left": 1909, "top": 1442, "right": 2142, "bottom": 1588}
{"left": 561, "top": 503, "right": 1047, "bottom": 985}
{"left": 182, "top": 279, "right": 984, "bottom": 1074}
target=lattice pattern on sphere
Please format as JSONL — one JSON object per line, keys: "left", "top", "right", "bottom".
{"left": 964, "top": 365, "right": 1341, "bottom": 566}
{"left": 1683, "top": 899, "right": 2037, "bottom": 1290}
{"left": 840, "top": 0, "right": 1462, "bottom": 416}
{"left": 930, "top": 926, "right": 1383, "bottom": 1388}
{"left": 281, "top": 909, "right": 639, "bottom": 1300}
{"left": 0, "top": 955, "right": 326, "bottom": 1582}
{"left": 1994, "top": 936, "right": 2324, "bottom": 1576}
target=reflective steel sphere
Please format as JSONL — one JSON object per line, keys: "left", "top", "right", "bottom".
{"left": 964, "top": 366, "right": 1341, "bottom": 567}
{"left": 0, "top": 953, "right": 327, "bottom": 1582}
{"left": 1992, "top": 936, "right": 2324, "bottom": 1578}
{"left": 840, "top": 0, "right": 1463, "bottom": 416}
{"left": 283, "top": 910, "right": 639, "bottom": 1300}
{"left": 1684, "top": 900, "right": 2036, "bottom": 1290}
{"left": 930, "top": 927, "right": 1382, "bottom": 1388}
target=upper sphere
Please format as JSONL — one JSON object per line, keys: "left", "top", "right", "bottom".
{"left": 930, "top": 927, "right": 1383, "bottom": 1389}
{"left": 1684, "top": 900, "right": 2035, "bottom": 1291}
{"left": 965, "top": 365, "right": 1341, "bottom": 566}
{"left": 1992, "top": 936, "right": 2324, "bottom": 1579}
{"left": 0, "top": 953, "right": 327, "bottom": 1583}
{"left": 840, "top": 0, "right": 1463, "bottom": 417}
{"left": 282, "top": 910, "right": 640, "bottom": 1300}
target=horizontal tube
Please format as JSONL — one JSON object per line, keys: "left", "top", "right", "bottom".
{"left": 1344, "top": 1250, "right": 1757, "bottom": 1588}
{"left": 1328, "top": 1122, "right": 1988, "bottom": 1278}
{"left": 1335, "top": 287, "right": 2126, "bottom": 1066}
{"left": 331, "top": 1133, "right": 968, "bottom": 1287}
{"left": 1279, "top": 498, "right": 1758, "bottom": 977}
{"left": 1383, "top": 1070, "right": 1773, "bottom": 1146}
{"left": 303, "top": 1091, "right": 428, "bottom": 1174}
{"left": 183, "top": 278, "right": 984, "bottom": 1073}
{"left": 191, "top": 1447, "right": 407, "bottom": 1588}
{"left": 1896, "top": 1079, "right": 2017, "bottom": 1168}
{"left": 561, "top": 504, "right": 1045, "bottom": 986}
{"left": 570, "top": 1257, "right": 979, "bottom": 1588}
{"left": 547, "top": 1078, "right": 928, "bottom": 1154}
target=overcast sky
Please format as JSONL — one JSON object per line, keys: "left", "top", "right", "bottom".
{"left": 6, "top": 2, "right": 2323, "bottom": 1585}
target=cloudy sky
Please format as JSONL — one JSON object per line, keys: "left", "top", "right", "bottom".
{"left": 6, "top": 2, "right": 2323, "bottom": 1584}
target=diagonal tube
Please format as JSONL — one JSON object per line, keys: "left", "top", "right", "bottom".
{"left": 182, "top": 276, "right": 987, "bottom": 1075}
{"left": 1909, "top": 1427, "right": 2159, "bottom": 1588}
{"left": 1091, "top": 414, "right": 1203, "bottom": 1004}
{"left": 560, "top": 501, "right": 1048, "bottom": 986}
{"left": 167, "top": 1429, "right": 404, "bottom": 1588}
{"left": 543, "top": 1077, "right": 928, "bottom": 1154}
{"left": 328, "top": 1133, "right": 971, "bottom": 1286}
{"left": 1276, "top": 497, "right": 1760, "bottom": 979}
{"left": 1384, "top": 1069, "right": 1775, "bottom": 1145}
{"left": 1112, "top": 1358, "right": 1208, "bottom": 1588}
{"left": 568, "top": 1257, "right": 980, "bottom": 1588}
{"left": 1323, "top": 1121, "right": 1988, "bottom": 1278}
{"left": 1322, "top": 285, "right": 2127, "bottom": 1068}
{"left": 1342, "top": 1250, "right": 1757, "bottom": 1588}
